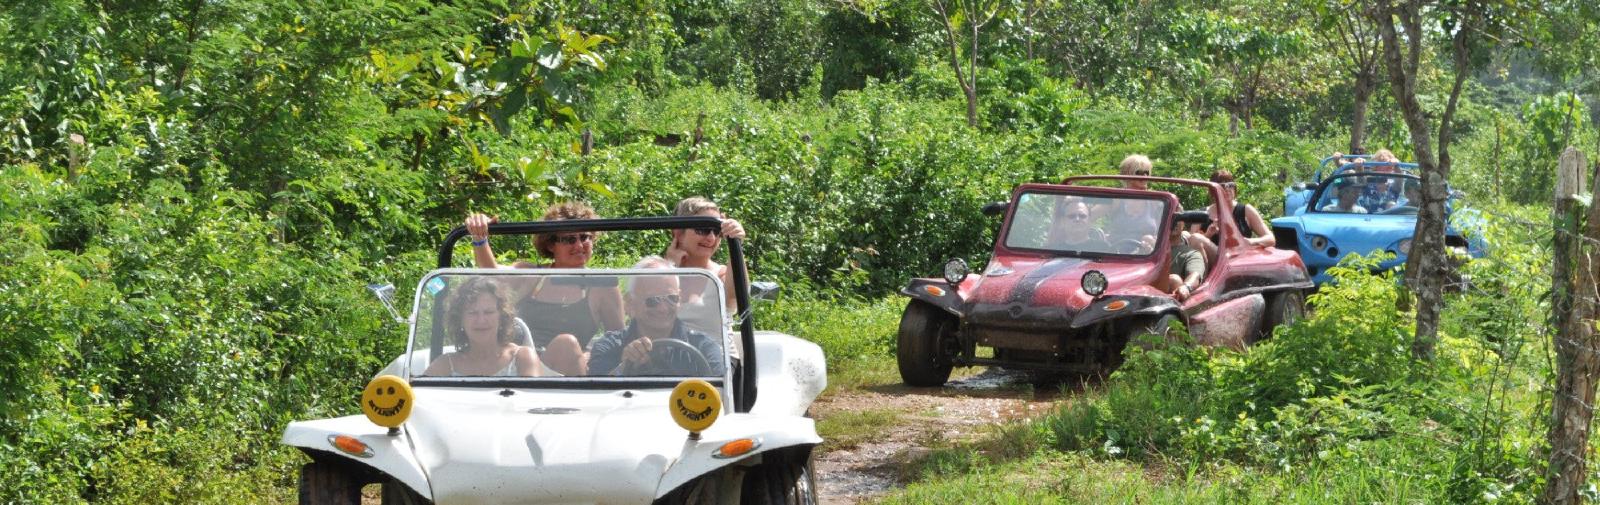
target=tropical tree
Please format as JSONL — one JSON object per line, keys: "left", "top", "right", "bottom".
{"left": 1370, "top": 0, "right": 1517, "bottom": 358}
{"left": 927, "top": 0, "right": 1005, "bottom": 128}
{"left": 1168, "top": 7, "right": 1310, "bottom": 135}
{"left": 1313, "top": 0, "right": 1386, "bottom": 153}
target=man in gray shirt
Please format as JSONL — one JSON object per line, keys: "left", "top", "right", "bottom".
{"left": 1157, "top": 217, "right": 1205, "bottom": 301}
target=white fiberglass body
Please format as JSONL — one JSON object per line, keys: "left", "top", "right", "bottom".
{"left": 281, "top": 267, "right": 826, "bottom": 504}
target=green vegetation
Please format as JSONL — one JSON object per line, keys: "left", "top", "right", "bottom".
{"left": 876, "top": 239, "right": 1554, "bottom": 502}
{"left": 1, "top": 0, "right": 1594, "bottom": 503}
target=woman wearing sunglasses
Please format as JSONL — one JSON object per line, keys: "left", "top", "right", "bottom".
{"left": 464, "top": 202, "right": 625, "bottom": 375}
{"left": 1203, "top": 170, "right": 1275, "bottom": 249}
{"left": 661, "top": 197, "right": 747, "bottom": 347}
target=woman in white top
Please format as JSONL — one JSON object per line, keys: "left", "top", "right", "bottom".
{"left": 424, "top": 277, "right": 541, "bottom": 377}
{"left": 663, "top": 197, "right": 748, "bottom": 356}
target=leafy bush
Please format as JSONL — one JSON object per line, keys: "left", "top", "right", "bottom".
{"left": 1045, "top": 256, "right": 1424, "bottom": 462}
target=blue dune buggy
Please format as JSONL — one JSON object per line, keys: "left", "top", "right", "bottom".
{"left": 1271, "top": 155, "right": 1487, "bottom": 285}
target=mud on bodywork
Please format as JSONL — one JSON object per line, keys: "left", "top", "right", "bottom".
{"left": 960, "top": 316, "right": 1151, "bottom": 374}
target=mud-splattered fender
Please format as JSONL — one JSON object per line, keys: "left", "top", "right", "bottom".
{"left": 898, "top": 278, "right": 965, "bottom": 317}
{"left": 1069, "top": 294, "right": 1182, "bottom": 329}
{"left": 749, "top": 331, "right": 827, "bottom": 417}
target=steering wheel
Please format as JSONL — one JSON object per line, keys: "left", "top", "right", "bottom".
{"left": 623, "top": 338, "right": 712, "bottom": 376}
{"left": 1379, "top": 205, "right": 1418, "bottom": 215}
{"left": 1113, "top": 238, "right": 1147, "bottom": 254}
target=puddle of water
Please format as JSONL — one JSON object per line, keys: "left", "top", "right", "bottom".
{"left": 946, "top": 367, "right": 1030, "bottom": 390}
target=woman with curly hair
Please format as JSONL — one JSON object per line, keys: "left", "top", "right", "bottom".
{"left": 463, "top": 202, "right": 624, "bottom": 376}
{"left": 424, "top": 277, "right": 541, "bottom": 377}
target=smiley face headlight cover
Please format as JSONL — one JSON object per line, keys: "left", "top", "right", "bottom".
{"left": 670, "top": 379, "right": 722, "bottom": 434}
{"left": 361, "top": 375, "right": 414, "bottom": 428}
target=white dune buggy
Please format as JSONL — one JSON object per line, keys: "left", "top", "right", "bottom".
{"left": 281, "top": 216, "right": 828, "bottom": 504}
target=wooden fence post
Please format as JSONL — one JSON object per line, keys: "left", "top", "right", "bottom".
{"left": 1542, "top": 147, "right": 1597, "bottom": 505}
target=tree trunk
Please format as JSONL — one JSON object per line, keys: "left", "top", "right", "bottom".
{"left": 964, "top": 84, "right": 978, "bottom": 128}
{"left": 932, "top": 1, "right": 982, "bottom": 129}
{"left": 1377, "top": 0, "right": 1457, "bottom": 360}
{"left": 1493, "top": 120, "right": 1502, "bottom": 202}
{"left": 1541, "top": 148, "right": 1599, "bottom": 505}
{"left": 1350, "top": 72, "right": 1374, "bottom": 154}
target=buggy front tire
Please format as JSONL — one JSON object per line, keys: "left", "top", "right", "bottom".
{"left": 298, "top": 461, "right": 362, "bottom": 505}
{"left": 1131, "top": 313, "right": 1181, "bottom": 350}
{"left": 381, "top": 478, "right": 429, "bottom": 505}
{"left": 896, "top": 301, "right": 956, "bottom": 387}
{"left": 1258, "top": 290, "right": 1305, "bottom": 343}
{"left": 742, "top": 448, "right": 818, "bottom": 505}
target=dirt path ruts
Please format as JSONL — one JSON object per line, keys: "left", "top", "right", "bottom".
{"left": 811, "top": 369, "right": 1074, "bottom": 504}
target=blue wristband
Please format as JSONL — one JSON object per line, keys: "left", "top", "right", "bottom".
{"left": 470, "top": 237, "right": 489, "bottom": 247}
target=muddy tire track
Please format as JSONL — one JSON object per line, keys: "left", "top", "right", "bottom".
{"left": 810, "top": 369, "right": 1081, "bottom": 504}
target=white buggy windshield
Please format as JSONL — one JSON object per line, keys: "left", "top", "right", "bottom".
{"left": 406, "top": 269, "right": 729, "bottom": 380}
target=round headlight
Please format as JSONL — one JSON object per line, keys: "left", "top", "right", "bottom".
{"left": 1310, "top": 235, "right": 1329, "bottom": 251}
{"left": 1396, "top": 238, "right": 1413, "bottom": 255}
{"left": 943, "top": 258, "right": 969, "bottom": 285}
{"left": 1081, "top": 270, "right": 1108, "bottom": 297}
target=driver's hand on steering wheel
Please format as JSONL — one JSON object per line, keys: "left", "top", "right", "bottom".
{"left": 621, "top": 337, "right": 653, "bottom": 370}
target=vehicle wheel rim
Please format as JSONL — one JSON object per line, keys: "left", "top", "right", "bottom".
{"left": 799, "top": 464, "right": 816, "bottom": 505}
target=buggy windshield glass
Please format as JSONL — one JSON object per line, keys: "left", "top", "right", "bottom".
{"left": 1313, "top": 173, "right": 1420, "bottom": 215}
{"left": 1005, "top": 192, "right": 1168, "bottom": 256}
{"left": 407, "top": 269, "right": 728, "bottom": 380}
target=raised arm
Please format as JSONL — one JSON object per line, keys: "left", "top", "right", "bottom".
{"left": 466, "top": 213, "right": 501, "bottom": 269}
{"left": 719, "top": 218, "right": 748, "bottom": 311}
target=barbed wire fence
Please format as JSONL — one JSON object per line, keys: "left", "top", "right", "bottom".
{"left": 1428, "top": 147, "right": 1600, "bottom": 504}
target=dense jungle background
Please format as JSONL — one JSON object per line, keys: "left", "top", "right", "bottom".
{"left": 3, "top": 0, "right": 1600, "bottom": 502}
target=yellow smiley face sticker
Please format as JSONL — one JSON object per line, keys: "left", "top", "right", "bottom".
{"left": 360, "top": 375, "right": 414, "bottom": 428}
{"left": 669, "top": 379, "right": 722, "bottom": 434}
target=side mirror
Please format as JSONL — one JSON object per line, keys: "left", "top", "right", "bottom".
{"left": 366, "top": 283, "right": 408, "bottom": 324}
{"left": 981, "top": 201, "right": 1009, "bottom": 216}
{"left": 750, "top": 281, "right": 781, "bottom": 301}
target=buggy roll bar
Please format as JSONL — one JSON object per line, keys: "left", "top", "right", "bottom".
{"left": 435, "top": 216, "right": 760, "bottom": 413}
{"left": 1314, "top": 156, "right": 1419, "bottom": 182}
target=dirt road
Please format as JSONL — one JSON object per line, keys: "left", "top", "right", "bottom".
{"left": 810, "top": 369, "right": 1074, "bottom": 504}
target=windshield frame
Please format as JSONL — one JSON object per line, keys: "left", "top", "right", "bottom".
{"left": 403, "top": 267, "right": 732, "bottom": 394}
{"left": 999, "top": 187, "right": 1174, "bottom": 259}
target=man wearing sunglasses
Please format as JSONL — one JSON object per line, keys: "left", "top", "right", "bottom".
{"left": 588, "top": 257, "right": 726, "bottom": 376}
{"left": 1046, "top": 200, "right": 1109, "bottom": 251}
